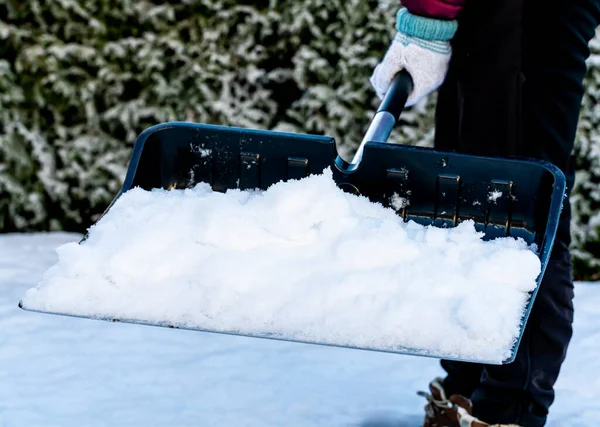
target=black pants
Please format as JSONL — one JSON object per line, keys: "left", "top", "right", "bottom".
{"left": 433, "top": 0, "right": 600, "bottom": 425}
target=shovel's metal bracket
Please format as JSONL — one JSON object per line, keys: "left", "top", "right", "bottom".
{"left": 240, "top": 152, "right": 261, "bottom": 190}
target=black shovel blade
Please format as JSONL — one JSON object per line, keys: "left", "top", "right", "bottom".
{"left": 25, "top": 121, "right": 566, "bottom": 364}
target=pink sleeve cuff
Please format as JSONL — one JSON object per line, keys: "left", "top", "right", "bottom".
{"left": 400, "top": 0, "right": 466, "bottom": 20}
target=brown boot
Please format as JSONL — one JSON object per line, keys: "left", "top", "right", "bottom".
{"left": 455, "top": 407, "right": 522, "bottom": 427}
{"left": 418, "top": 378, "right": 522, "bottom": 427}
{"left": 418, "top": 377, "right": 472, "bottom": 427}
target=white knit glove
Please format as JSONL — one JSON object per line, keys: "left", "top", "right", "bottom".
{"left": 371, "top": 8, "right": 457, "bottom": 107}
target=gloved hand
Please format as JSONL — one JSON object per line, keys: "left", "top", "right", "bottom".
{"left": 370, "top": 8, "right": 458, "bottom": 107}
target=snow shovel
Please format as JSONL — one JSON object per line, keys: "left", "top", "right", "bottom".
{"left": 19, "top": 70, "right": 566, "bottom": 364}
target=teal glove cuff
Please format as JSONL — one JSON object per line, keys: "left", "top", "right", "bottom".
{"left": 394, "top": 32, "right": 451, "bottom": 55}
{"left": 396, "top": 8, "right": 458, "bottom": 41}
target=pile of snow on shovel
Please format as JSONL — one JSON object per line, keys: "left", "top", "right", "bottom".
{"left": 22, "top": 169, "right": 541, "bottom": 363}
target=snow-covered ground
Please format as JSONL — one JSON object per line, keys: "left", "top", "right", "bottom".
{"left": 0, "top": 233, "right": 598, "bottom": 426}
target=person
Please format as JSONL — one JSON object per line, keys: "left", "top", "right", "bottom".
{"left": 371, "top": 0, "right": 600, "bottom": 426}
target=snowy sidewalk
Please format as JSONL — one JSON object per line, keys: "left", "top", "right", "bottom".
{"left": 0, "top": 233, "right": 598, "bottom": 427}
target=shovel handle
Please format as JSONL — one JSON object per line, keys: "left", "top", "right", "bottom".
{"left": 349, "top": 70, "right": 414, "bottom": 166}
{"left": 378, "top": 69, "right": 414, "bottom": 122}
